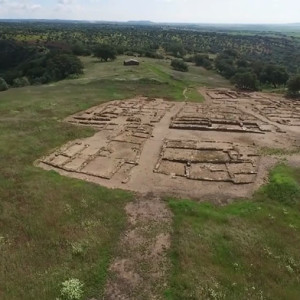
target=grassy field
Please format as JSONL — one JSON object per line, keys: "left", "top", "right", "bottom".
{"left": 2, "top": 55, "right": 300, "bottom": 300}
{"left": 0, "top": 56, "right": 228, "bottom": 299}
{"left": 78, "top": 56, "right": 230, "bottom": 101}
{"left": 166, "top": 165, "right": 300, "bottom": 300}
{"left": 0, "top": 79, "right": 136, "bottom": 300}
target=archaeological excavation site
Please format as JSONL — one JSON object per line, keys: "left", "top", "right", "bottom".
{"left": 38, "top": 89, "right": 300, "bottom": 199}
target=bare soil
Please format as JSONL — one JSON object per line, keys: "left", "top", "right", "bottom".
{"left": 38, "top": 90, "right": 300, "bottom": 200}
{"left": 37, "top": 89, "right": 300, "bottom": 299}
{"left": 104, "top": 194, "right": 172, "bottom": 300}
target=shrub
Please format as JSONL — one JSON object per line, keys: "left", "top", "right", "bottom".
{"left": 71, "top": 43, "right": 91, "bottom": 56}
{"left": 215, "top": 58, "right": 236, "bottom": 79}
{"left": 3, "top": 70, "right": 22, "bottom": 85}
{"left": 259, "top": 64, "right": 289, "bottom": 88}
{"left": 0, "top": 77, "right": 8, "bottom": 91}
{"left": 13, "top": 76, "right": 30, "bottom": 88}
{"left": 60, "top": 278, "right": 84, "bottom": 300}
{"left": 194, "top": 54, "right": 212, "bottom": 70}
{"left": 262, "top": 164, "right": 300, "bottom": 205}
{"left": 45, "top": 53, "right": 83, "bottom": 82}
{"left": 93, "top": 44, "right": 116, "bottom": 61}
{"left": 286, "top": 75, "right": 300, "bottom": 99}
{"left": 231, "top": 71, "right": 259, "bottom": 91}
{"left": 171, "top": 59, "right": 188, "bottom": 72}
{"left": 71, "top": 242, "right": 85, "bottom": 256}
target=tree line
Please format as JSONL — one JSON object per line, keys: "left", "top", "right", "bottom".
{"left": 1, "top": 22, "right": 299, "bottom": 73}
{"left": 0, "top": 22, "right": 299, "bottom": 97}
{"left": 0, "top": 40, "right": 83, "bottom": 91}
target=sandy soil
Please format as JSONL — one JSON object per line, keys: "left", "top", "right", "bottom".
{"left": 38, "top": 90, "right": 300, "bottom": 201}
{"left": 37, "top": 89, "right": 300, "bottom": 299}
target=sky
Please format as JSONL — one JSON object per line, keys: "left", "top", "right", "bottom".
{"left": 0, "top": 0, "right": 299, "bottom": 24}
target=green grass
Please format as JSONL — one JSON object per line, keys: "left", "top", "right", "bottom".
{"left": 259, "top": 164, "right": 300, "bottom": 205}
{"left": 0, "top": 80, "right": 137, "bottom": 299}
{"left": 78, "top": 56, "right": 230, "bottom": 101}
{"left": 0, "top": 54, "right": 226, "bottom": 299}
{"left": 259, "top": 147, "right": 300, "bottom": 156}
{"left": 166, "top": 164, "right": 300, "bottom": 300}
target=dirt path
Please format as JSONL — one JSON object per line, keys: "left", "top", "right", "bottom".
{"left": 183, "top": 87, "right": 188, "bottom": 101}
{"left": 104, "top": 194, "right": 172, "bottom": 299}
{"left": 128, "top": 102, "right": 184, "bottom": 191}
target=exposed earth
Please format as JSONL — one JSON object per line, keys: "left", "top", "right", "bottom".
{"left": 38, "top": 88, "right": 300, "bottom": 200}
{"left": 104, "top": 194, "right": 172, "bottom": 299}
{"left": 36, "top": 88, "right": 300, "bottom": 299}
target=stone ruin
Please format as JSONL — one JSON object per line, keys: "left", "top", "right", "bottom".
{"left": 252, "top": 98, "right": 300, "bottom": 127}
{"left": 206, "top": 89, "right": 260, "bottom": 100}
{"left": 170, "top": 102, "right": 273, "bottom": 134}
{"left": 66, "top": 97, "right": 174, "bottom": 129}
{"left": 154, "top": 140, "right": 259, "bottom": 184}
{"left": 41, "top": 122, "right": 154, "bottom": 183}
{"left": 38, "top": 89, "right": 299, "bottom": 194}
{"left": 205, "top": 88, "right": 300, "bottom": 128}
{"left": 41, "top": 97, "right": 174, "bottom": 183}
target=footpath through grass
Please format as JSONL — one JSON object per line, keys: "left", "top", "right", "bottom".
{"left": 167, "top": 165, "right": 300, "bottom": 300}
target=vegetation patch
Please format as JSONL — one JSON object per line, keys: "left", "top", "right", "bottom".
{"left": 0, "top": 72, "right": 137, "bottom": 300}
{"left": 167, "top": 164, "right": 300, "bottom": 299}
{"left": 0, "top": 54, "right": 215, "bottom": 299}
{"left": 259, "top": 164, "right": 300, "bottom": 205}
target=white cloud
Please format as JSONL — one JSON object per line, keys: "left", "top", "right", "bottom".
{"left": 58, "top": 0, "right": 74, "bottom": 5}
{"left": 0, "top": 0, "right": 42, "bottom": 17}
{"left": 31, "top": 4, "right": 41, "bottom": 10}
{"left": 1, "top": 1, "right": 42, "bottom": 11}
{"left": 0, "top": 0, "right": 299, "bottom": 23}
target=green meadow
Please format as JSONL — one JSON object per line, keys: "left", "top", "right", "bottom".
{"left": 0, "top": 56, "right": 299, "bottom": 300}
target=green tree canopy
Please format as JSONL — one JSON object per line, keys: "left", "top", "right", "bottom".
{"left": 259, "top": 64, "right": 289, "bottom": 88}
{"left": 194, "top": 54, "right": 212, "bottom": 70}
{"left": 46, "top": 53, "right": 83, "bottom": 81}
{"left": 171, "top": 59, "right": 189, "bottom": 72}
{"left": 232, "top": 71, "right": 259, "bottom": 91}
{"left": 286, "top": 75, "right": 300, "bottom": 98}
{"left": 93, "top": 44, "right": 116, "bottom": 62}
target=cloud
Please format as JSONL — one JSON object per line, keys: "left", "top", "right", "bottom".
{"left": 31, "top": 4, "right": 41, "bottom": 10}
{"left": 0, "top": 1, "right": 42, "bottom": 12}
{"left": 55, "top": 0, "right": 76, "bottom": 12}
{"left": 0, "top": 0, "right": 299, "bottom": 23}
{"left": 58, "top": 0, "right": 74, "bottom": 4}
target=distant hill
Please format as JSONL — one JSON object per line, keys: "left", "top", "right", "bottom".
{"left": 127, "top": 20, "right": 155, "bottom": 25}
{"left": 0, "top": 19, "right": 299, "bottom": 33}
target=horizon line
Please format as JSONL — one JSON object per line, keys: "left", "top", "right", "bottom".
{"left": 0, "top": 18, "right": 299, "bottom": 26}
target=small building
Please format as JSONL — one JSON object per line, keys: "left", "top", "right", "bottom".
{"left": 124, "top": 59, "right": 140, "bottom": 66}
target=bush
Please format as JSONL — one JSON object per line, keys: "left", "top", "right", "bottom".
{"left": 231, "top": 71, "right": 259, "bottom": 91}
{"left": 194, "top": 54, "right": 212, "bottom": 70}
{"left": 46, "top": 53, "right": 83, "bottom": 81}
{"left": 259, "top": 64, "right": 289, "bottom": 88}
{"left": 93, "top": 44, "right": 116, "bottom": 61}
{"left": 60, "top": 278, "right": 84, "bottom": 300}
{"left": 71, "top": 43, "right": 91, "bottom": 56}
{"left": 13, "top": 76, "right": 30, "bottom": 88}
{"left": 171, "top": 59, "right": 188, "bottom": 72}
{"left": 3, "top": 70, "right": 22, "bottom": 85}
{"left": 215, "top": 58, "right": 236, "bottom": 79}
{"left": 262, "top": 164, "right": 300, "bottom": 205}
{"left": 144, "top": 51, "right": 164, "bottom": 59}
{"left": 0, "top": 77, "right": 8, "bottom": 91}
{"left": 286, "top": 75, "right": 300, "bottom": 98}
{"left": 183, "top": 55, "right": 194, "bottom": 63}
